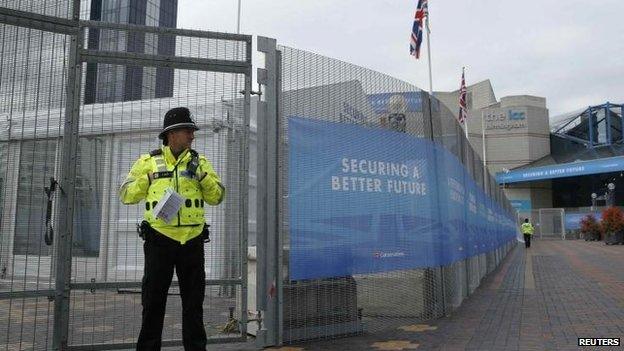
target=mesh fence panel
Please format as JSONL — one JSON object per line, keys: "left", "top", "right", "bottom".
{"left": 67, "top": 66, "right": 246, "bottom": 346}
{"left": 276, "top": 45, "right": 516, "bottom": 343}
{"left": 0, "top": 9, "right": 250, "bottom": 349}
{"left": 538, "top": 208, "right": 565, "bottom": 239}
{"left": 68, "top": 21, "right": 249, "bottom": 344}
{"left": 278, "top": 46, "right": 429, "bottom": 341}
{"left": 0, "top": 22, "right": 68, "bottom": 350}
{"left": 0, "top": 0, "right": 73, "bottom": 18}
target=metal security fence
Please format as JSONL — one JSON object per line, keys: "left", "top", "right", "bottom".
{"left": 518, "top": 208, "right": 566, "bottom": 240}
{"left": 0, "top": 2, "right": 251, "bottom": 350}
{"left": 1, "top": 3, "right": 517, "bottom": 349}
{"left": 254, "top": 40, "right": 516, "bottom": 347}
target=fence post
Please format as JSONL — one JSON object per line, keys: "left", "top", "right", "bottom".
{"left": 255, "top": 36, "right": 282, "bottom": 347}
{"left": 560, "top": 208, "right": 566, "bottom": 240}
{"left": 237, "top": 36, "right": 253, "bottom": 338}
{"left": 52, "top": 1, "right": 82, "bottom": 349}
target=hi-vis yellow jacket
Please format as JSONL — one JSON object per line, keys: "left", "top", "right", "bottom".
{"left": 119, "top": 146, "right": 225, "bottom": 244}
{"left": 521, "top": 222, "right": 534, "bottom": 235}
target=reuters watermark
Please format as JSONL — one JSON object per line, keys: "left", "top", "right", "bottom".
{"left": 578, "top": 338, "right": 620, "bottom": 347}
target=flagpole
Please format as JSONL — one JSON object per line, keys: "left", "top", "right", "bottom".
{"left": 481, "top": 110, "right": 487, "bottom": 169}
{"left": 236, "top": 0, "right": 242, "bottom": 33}
{"left": 481, "top": 111, "right": 490, "bottom": 191}
{"left": 462, "top": 67, "right": 468, "bottom": 139}
{"left": 425, "top": 16, "right": 433, "bottom": 95}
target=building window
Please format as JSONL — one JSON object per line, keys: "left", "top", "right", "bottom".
{"left": 13, "top": 138, "right": 105, "bottom": 257}
{"left": 14, "top": 140, "right": 57, "bottom": 256}
{"left": 72, "top": 137, "right": 106, "bottom": 257}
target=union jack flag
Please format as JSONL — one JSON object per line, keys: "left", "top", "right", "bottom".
{"left": 409, "top": 0, "right": 428, "bottom": 59}
{"left": 458, "top": 68, "right": 468, "bottom": 124}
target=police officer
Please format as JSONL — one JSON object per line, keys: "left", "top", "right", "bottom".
{"left": 521, "top": 218, "right": 534, "bottom": 248}
{"left": 119, "top": 107, "right": 225, "bottom": 351}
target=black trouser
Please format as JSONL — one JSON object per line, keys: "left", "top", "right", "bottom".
{"left": 524, "top": 233, "right": 531, "bottom": 248}
{"left": 137, "top": 228, "right": 206, "bottom": 351}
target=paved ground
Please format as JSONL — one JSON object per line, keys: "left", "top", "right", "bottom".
{"left": 252, "top": 239, "right": 624, "bottom": 351}
{"left": 5, "top": 239, "right": 624, "bottom": 350}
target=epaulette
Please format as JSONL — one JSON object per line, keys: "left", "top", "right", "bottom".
{"left": 149, "top": 149, "right": 162, "bottom": 157}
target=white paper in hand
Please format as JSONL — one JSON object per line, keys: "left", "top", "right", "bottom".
{"left": 152, "top": 188, "right": 184, "bottom": 223}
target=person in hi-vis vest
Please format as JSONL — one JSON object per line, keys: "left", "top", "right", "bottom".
{"left": 521, "top": 218, "right": 535, "bottom": 248}
{"left": 119, "top": 107, "right": 224, "bottom": 351}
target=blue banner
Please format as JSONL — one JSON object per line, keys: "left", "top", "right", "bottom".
{"left": 288, "top": 117, "right": 516, "bottom": 280}
{"left": 496, "top": 156, "right": 624, "bottom": 184}
{"left": 510, "top": 199, "right": 531, "bottom": 211}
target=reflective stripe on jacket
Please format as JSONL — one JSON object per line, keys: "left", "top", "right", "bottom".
{"left": 521, "top": 222, "right": 534, "bottom": 235}
{"left": 119, "top": 146, "right": 225, "bottom": 244}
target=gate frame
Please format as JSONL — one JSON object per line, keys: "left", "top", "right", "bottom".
{"left": 538, "top": 208, "right": 566, "bottom": 240}
{"left": 255, "top": 36, "right": 283, "bottom": 348}
{"left": 0, "top": 3, "right": 252, "bottom": 350}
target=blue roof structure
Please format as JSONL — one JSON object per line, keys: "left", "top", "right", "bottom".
{"left": 496, "top": 156, "right": 624, "bottom": 184}
{"left": 551, "top": 102, "right": 623, "bottom": 147}
{"left": 496, "top": 102, "right": 624, "bottom": 184}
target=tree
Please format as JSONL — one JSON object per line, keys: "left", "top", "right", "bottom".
{"left": 580, "top": 214, "right": 601, "bottom": 241}
{"left": 600, "top": 207, "right": 624, "bottom": 244}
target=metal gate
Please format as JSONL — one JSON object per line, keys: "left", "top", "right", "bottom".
{"left": 539, "top": 208, "right": 565, "bottom": 239}
{"left": 518, "top": 208, "right": 566, "bottom": 240}
{"left": 0, "top": 1, "right": 251, "bottom": 349}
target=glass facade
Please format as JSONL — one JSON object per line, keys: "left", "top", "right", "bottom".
{"left": 84, "top": 0, "right": 177, "bottom": 104}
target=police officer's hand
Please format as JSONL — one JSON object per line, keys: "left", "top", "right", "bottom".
{"left": 148, "top": 172, "right": 154, "bottom": 182}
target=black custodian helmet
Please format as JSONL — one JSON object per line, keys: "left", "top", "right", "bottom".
{"left": 158, "top": 107, "right": 199, "bottom": 141}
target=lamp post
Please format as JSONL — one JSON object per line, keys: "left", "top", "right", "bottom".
{"left": 607, "top": 183, "right": 616, "bottom": 207}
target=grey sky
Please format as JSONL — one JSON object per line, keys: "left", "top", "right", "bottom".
{"left": 179, "top": 0, "right": 624, "bottom": 117}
